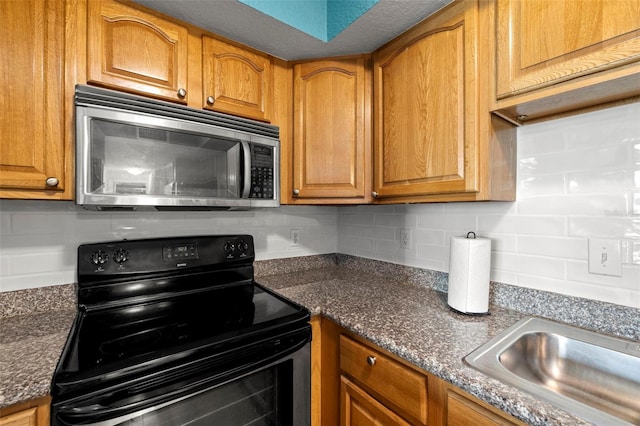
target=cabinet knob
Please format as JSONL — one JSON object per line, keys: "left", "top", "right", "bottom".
{"left": 177, "top": 88, "right": 187, "bottom": 98}
{"left": 371, "top": 191, "right": 379, "bottom": 198}
{"left": 206, "top": 96, "right": 215, "bottom": 105}
{"left": 293, "top": 189, "right": 300, "bottom": 196}
{"left": 367, "top": 356, "right": 376, "bottom": 366}
{"left": 45, "top": 177, "right": 59, "bottom": 187}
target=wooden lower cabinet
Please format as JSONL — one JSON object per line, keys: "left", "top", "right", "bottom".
{"left": 0, "top": 397, "right": 50, "bottom": 426}
{"left": 312, "top": 316, "right": 526, "bottom": 426}
{"left": 341, "top": 376, "right": 411, "bottom": 426}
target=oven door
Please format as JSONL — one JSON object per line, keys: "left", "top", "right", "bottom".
{"left": 52, "top": 331, "right": 310, "bottom": 426}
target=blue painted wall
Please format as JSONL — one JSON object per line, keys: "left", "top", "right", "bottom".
{"left": 239, "top": 0, "right": 378, "bottom": 41}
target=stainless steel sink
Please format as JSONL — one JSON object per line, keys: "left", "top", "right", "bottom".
{"left": 465, "top": 317, "right": 640, "bottom": 425}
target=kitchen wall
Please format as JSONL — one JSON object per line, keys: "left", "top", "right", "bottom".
{"left": 338, "top": 101, "right": 640, "bottom": 308}
{"left": 0, "top": 203, "right": 337, "bottom": 292}
{"left": 1, "top": 102, "right": 639, "bottom": 308}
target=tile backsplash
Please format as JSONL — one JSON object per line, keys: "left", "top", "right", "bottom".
{"left": 338, "top": 101, "right": 640, "bottom": 308}
{"left": 0, "top": 203, "right": 338, "bottom": 292}
{"left": 1, "top": 102, "right": 639, "bottom": 308}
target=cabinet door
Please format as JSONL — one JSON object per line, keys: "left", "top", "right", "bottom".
{"left": 496, "top": 0, "right": 640, "bottom": 99}
{"left": 0, "top": 408, "right": 37, "bottom": 426}
{"left": 446, "top": 389, "right": 521, "bottom": 426}
{"left": 87, "top": 0, "right": 189, "bottom": 103}
{"left": 341, "top": 376, "right": 411, "bottom": 426}
{"left": 0, "top": 0, "right": 68, "bottom": 197}
{"left": 292, "top": 58, "right": 371, "bottom": 203}
{"left": 373, "top": 1, "right": 477, "bottom": 199}
{"left": 0, "top": 397, "right": 50, "bottom": 426}
{"left": 202, "top": 36, "right": 273, "bottom": 122}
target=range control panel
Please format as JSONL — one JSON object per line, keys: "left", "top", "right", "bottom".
{"left": 78, "top": 235, "right": 254, "bottom": 281}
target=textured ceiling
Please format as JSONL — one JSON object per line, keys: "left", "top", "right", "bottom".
{"left": 132, "top": 0, "right": 453, "bottom": 61}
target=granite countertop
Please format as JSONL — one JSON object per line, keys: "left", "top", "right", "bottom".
{"left": 0, "top": 309, "right": 75, "bottom": 408}
{"left": 3, "top": 257, "right": 637, "bottom": 425}
{"left": 257, "top": 266, "right": 594, "bottom": 426}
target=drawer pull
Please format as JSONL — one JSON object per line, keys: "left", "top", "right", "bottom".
{"left": 367, "top": 356, "right": 376, "bottom": 366}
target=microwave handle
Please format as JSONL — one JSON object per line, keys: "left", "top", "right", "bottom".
{"left": 240, "top": 140, "right": 251, "bottom": 198}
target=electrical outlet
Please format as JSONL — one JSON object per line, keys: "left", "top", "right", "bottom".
{"left": 588, "top": 238, "right": 622, "bottom": 276}
{"left": 290, "top": 229, "right": 301, "bottom": 247}
{"left": 400, "top": 229, "right": 411, "bottom": 250}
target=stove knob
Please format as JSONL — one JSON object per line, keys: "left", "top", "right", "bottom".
{"left": 238, "top": 240, "right": 249, "bottom": 254}
{"left": 113, "top": 248, "right": 129, "bottom": 264}
{"left": 90, "top": 250, "right": 109, "bottom": 265}
{"left": 223, "top": 241, "right": 236, "bottom": 255}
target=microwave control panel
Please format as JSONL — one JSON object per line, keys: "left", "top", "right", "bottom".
{"left": 250, "top": 145, "right": 274, "bottom": 199}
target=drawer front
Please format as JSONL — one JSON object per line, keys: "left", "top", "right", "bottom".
{"left": 340, "top": 335, "right": 428, "bottom": 424}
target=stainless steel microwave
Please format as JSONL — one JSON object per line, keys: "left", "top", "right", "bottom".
{"left": 75, "top": 85, "right": 280, "bottom": 210}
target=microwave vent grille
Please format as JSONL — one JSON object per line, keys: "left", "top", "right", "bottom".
{"left": 75, "top": 85, "right": 279, "bottom": 139}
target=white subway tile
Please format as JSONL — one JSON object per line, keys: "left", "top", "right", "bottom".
{"left": 569, "top": 217, "right": 640, "bottom": 239}
{"left": 479, "top": 215, "right": 565, "bottom": 236}
{"left": 337, "top": 235, "right": 375, "bottom": 253}
{"left": 339, "top": 213, "right": 375, "bottom": 226}
{"left": 0, "top": 255, "right": 11, "bottom": 276}
{"left": 518, "top": 174, "right": 566, "bottom": 197}
{"left": 416, "top": 243, "right": 449, "bottom": 263}
{"left": 566, "top": 260, "right": 640, "bottom": 291}
{"left": 518, "top": 236, "right": 586, "bottom": 260}
{"left": 492, "top": 253, "right": 565, "bottom": 279}
{"left": 416, "top": 213, "right": 476, "bottom": 232}
{"left": 413, "top": 229, "right": 445, "bottom": 246}
{"left": 374, "top": 214, "right": 416, "bottom": 228}
{"left": 519, "top": 193, "right": 632, "bottom": 216}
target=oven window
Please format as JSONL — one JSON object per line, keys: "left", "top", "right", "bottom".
{"left": 117, "top": 361, "right": 293, "bottom": 426}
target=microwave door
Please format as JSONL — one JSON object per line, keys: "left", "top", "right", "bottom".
{"left": 240, "top": 140, "right": 251, "bottom": 199}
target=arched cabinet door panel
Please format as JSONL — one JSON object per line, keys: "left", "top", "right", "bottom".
{"left": 202, "top": 36, "right": 273, "bottom": 122}
{"left": 87, "top": 0, "right": 189, "bottom": 103}
{"left": 291, "top": 58, "right": 372, "bottom": 204}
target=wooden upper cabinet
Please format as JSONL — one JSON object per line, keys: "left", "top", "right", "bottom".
{"left": 496, "top": 0, "right": 640, "bottom": 99}
{"left": 291, "top": 58, "right": 372, "bottom": 203}
{"left": 373, "top": 0, "right": 515, "bottom": 203}
{"left": 493, "top": 0, "right": 640, "bottom": 123}
{"left": 87, "top": 0, "right": 190, "bottom": 103}
{"left": 0, "top": 0, "right": 71, "bottom": 198}
{"left": 202, "top": 36, "right": 273, "bottom": 122}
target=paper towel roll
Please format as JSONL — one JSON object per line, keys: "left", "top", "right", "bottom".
{"left": 447, "top": 233, "right": 491, "bottom": 315}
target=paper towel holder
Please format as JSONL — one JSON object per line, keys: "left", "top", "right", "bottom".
{"left": 447, "top": 231, "right": 491, "bottom": 316}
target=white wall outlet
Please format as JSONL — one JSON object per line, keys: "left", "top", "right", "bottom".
{"left": 400, "top": 229, "right": 411, "bottom": 250}
{"left": 290, "top": 229, "right": 301, "bottom": 247}
{"left": 588, "top": 238, "right": 622, "bottom": 276}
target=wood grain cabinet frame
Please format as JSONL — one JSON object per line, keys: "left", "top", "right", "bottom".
{"left": 0, "top": 0, "right": 75, "bottom": 199}
{"left": 372, "top": 0, "right": 517, "bottom": 203}
{"left": 87, "top": 0, "right": 190, "bottom": 103}
{"left": 493, "top": 0, "right": 640, "bottom": 123}
{"left": 202, "top": 36, "right": 273, "bottom": 122}
{"left": 290, "top": 57, "right": 372, "bottom": 204}
{"left": 312, "top": 316, "right": 528, "bottom": 426}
